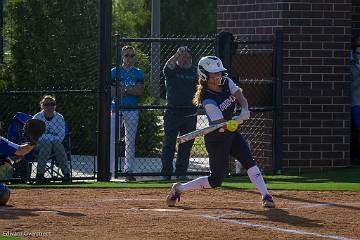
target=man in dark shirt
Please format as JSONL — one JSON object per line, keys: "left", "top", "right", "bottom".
{"left": 161, "top": 46, "right": 197, "bottom": 180}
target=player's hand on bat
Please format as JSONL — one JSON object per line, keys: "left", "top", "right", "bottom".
{"left": 232, "top": 115, "right": 244, "bottom": 124}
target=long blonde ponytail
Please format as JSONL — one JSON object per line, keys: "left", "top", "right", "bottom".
{"left": 192, "top": 78, "right": 207, "bottom": 107}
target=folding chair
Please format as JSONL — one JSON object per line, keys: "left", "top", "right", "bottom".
{"left": 7, "top": 112, "right": 33, "bottom": 179}
{"left": 7, "top": 112, "right": 72, "bottom": 179}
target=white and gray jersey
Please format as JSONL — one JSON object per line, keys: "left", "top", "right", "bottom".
{"left": 203, "top": 77, "right": 241, "bottom": 124}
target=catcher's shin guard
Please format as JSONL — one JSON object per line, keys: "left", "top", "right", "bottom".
{"left": 166, "top": 183, "right": 182, "bottom": 207}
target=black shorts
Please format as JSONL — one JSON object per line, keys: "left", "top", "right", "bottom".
{"left": 205, "top": 130, "right": 256, "bottom": 187}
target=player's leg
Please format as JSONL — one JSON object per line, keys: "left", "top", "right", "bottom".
{"left": 175, "top": 115, "right": 197, "bottom": 178}
{"left": 230, "top": 132, "right": 275, "bottom": 208}
{"left": 167, "top": 135, "right": 230, "bottom": 207}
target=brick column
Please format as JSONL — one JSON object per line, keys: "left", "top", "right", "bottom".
{"left": 217, "top": 1, "right": 352, "bottom": 172}
{"left": 353, "top": 1, "right": 360, "bottom": 32}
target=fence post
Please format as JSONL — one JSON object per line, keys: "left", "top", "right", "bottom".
{"left": 97, "top": 0, "right": 112, "bottom": 181}
{"left": 216, "top": 31, "right": 235, "bottom": 77}
{"left": 272, "top": 30, "right": 283, "bottom": 174}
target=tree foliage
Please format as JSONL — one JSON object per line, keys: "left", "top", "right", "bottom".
{"left": 160, "top": 0, "right": 217, "bottom": 35}
{"left": 1, "top": 0, "right": 217, "bottom": 157}
{"left": 4, "top": 0, "right": 99, "bottom": 90}
{"left": 112, "top": 0, "right": 151, "bottom": 37}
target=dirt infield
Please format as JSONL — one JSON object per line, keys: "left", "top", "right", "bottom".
{"left": 0, "top": 188, "right": 359, "bottom": 240}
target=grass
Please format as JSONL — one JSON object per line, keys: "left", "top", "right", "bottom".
{"left": 6, "top": 166, "right": 360, "bottom": 192}
{"left": 0, "top": 236, "right": 22, "bottom": 240}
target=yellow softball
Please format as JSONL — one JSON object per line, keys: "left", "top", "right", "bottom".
{"left": 226, "top": 120, "right": 238, "bottom": 132}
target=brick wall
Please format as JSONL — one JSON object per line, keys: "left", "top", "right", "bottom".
{"left": 353, "top": 1, "right": 360, "bottom": 32}
{"left": 217, "top": 0, "right": 353, "bottom": 172}
{"left": 217, "top": 0, "right": 282, "bottom": 41}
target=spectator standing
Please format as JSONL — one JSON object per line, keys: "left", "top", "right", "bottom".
{"left": 110, "top": 45, "right": 144, "bottom": 181}
{"left": 161, "top": 46, "right": 197, "bottom": 180}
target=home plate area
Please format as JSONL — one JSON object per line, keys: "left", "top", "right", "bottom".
{"left": 0, "top": 188, "right": 359, "bottom": 240}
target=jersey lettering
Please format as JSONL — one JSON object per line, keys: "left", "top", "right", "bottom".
{"left": 219, "top": 95, "right": 236, "bottom": 112}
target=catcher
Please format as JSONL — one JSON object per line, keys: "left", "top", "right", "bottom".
{"left": 0, "top": 118, "right": 45, "bottom": 180}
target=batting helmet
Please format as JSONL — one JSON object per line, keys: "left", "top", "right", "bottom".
{"left": 0, "top": 183, "right": 10, "bottom": 205}
{"left": 197, "top": 56, "right": 227, "bottom": 82}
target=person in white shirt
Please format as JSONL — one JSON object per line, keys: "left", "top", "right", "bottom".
{"left": 33, "top": 95, "right": 70, "bottom": 182}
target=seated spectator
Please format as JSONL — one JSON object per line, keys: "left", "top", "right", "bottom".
{"left": 33, "top": 95, "right": 70, "bottom": 182}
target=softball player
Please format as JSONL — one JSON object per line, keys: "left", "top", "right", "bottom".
{"left": 0, "top": 116, "right": 34, "bottom": 158}
{"left": 0, "top": 119, "right": 35, "bottom": 180}
{"left": 166, "top": 56, "right": 275, "bottom": 208}
{"left": 1, "top": 115, "right": 34, "bottom": 157}
{"left": 0, "top": 136, "right": 34, "bottom": 157}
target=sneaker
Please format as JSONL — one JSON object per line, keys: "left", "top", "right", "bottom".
{"left": 262, "top": 194, "right": 275, "bottom": 208}
{"left": 176, "top": 175, "right": 189, "bottom": 181}
{"left": 35, "top": 174, "right": 46, "bottom": 184}
{"left": 125, "top": 175, "right": 136, "bottom": 182}
{"left": 160, "top": 176, "right": 171, "bottom": 181}
{"left": 62, "top": 174, "right": 71, "bottom": 183}
{"left": 166, "top": 182, "right": 182, "bottom": 207}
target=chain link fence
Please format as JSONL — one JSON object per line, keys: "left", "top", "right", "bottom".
{"left": 230, "top": 38, "right": 277, "bottom": 173}
{"left": 111, "top": 37, "right": 215, "bottom": 180}
{"left": 0, "top": 0, "right": 281, "bottom": 182}
{"left": 0, "top": 91, "right": 97, "bottom": 182}
{"left": 112, "top": 35, "right": 280, "bottom": 179}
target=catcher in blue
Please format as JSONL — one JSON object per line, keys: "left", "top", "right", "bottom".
{"left": 0, "top": 136, "right": 34, "bottom": 157}
{"left": 0, "top": 117, "right": 45, "bottom": 180}
{"left": 166, "top": 56, "right": 275, "bottom": 208}
{"left": 0, "top": 120, "right": 35, "bottom": 159}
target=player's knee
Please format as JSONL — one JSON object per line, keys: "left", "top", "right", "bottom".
{"left": 242, "top": 161, "right": 257, "bottom": 171}
{"left": 208, "top": 175, "right": 224, "bottom": 188}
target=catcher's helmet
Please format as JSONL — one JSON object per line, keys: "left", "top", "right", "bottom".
{"left": 0, "top": 183, "right": 10, "bottom": 205}
{"left": 197, "top": 56, "right": 227, "bottom": 82}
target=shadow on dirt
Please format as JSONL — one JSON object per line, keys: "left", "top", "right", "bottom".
{"left": 0, "top": 205, "right": 86, "bottom": 220}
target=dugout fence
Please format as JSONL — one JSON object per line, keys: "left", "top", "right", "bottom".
{"left": 110, "top": 31, "right": 283, "bottom": 179}
{"left": 0, "top": 32, "right": 282, "bottom": 183}
{"left": 0, "top": 0, "right": 282, "bottom": 182}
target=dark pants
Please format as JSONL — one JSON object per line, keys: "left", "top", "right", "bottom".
{"left": 161, "top": 110, "right": 197, "bottom": 175}
{"left": 205, "top": 130, "right": 256, "bottom": 188}
{"left": 350, "top": 107, "right": 360, "bottom": 165}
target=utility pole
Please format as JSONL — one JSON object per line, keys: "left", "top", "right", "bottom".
{"left": 151, "top": 0, "right": 161, "bottom": 104}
